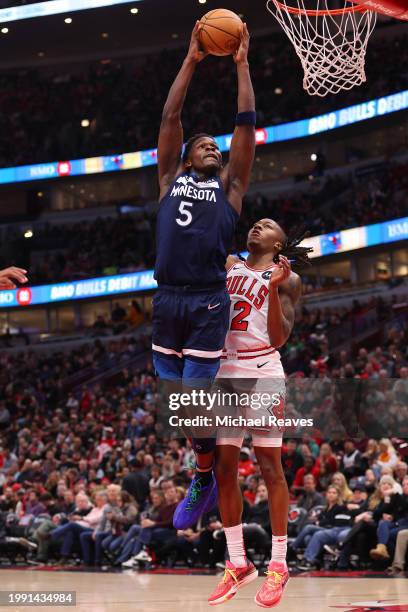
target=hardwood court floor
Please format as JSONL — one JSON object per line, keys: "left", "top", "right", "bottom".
{"left": 1, "top": 569, "right": 408, "bottom": 612}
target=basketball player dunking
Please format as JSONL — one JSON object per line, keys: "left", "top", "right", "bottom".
{"left": 153, "top": 22, "right": 256, "bottom": 529}
{"left": 208, "top": 220, "right": 312, "bottom": 607}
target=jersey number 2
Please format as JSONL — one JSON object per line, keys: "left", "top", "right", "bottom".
{"left": 230, "top": 301, "right": 251, "bottom": 331}
{"left": 176, "top": 201, "right": 193, "bottom": 227}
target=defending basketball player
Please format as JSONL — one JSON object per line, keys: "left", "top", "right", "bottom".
{"left": 207, "top": 220, "right": 312, "bottom": 607}
{"left": 153, "top": 22, "right": 256, "bottom": 529}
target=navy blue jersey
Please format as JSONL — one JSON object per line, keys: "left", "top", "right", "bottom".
{"left": 154, "top": 172, "right": 238, "bottom": 286}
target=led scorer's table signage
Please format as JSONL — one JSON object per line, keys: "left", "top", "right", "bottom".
{"left": 0, "top": 90, "right": 406, "bottom": 186}
{"left": 0, "top": 270, "right": 157, "bottom": 308}
{"left": 0, "top": 0, "right": 141, "bottom": 23}
{"left": 1, "top": 216, "right": 406, "bottom": 309}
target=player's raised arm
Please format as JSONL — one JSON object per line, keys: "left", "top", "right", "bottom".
{"left": 157, "top": 22, "right": 207, "bottom": 200}
{"left": 267, "top": 257, "right": 302, "bottom": 348}
{"left": 223, "top": 23, "right": 256, "bottom": 216}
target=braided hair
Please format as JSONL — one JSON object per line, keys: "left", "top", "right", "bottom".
{"left": 273, "top": 226, "right": 314, "bottom": 270}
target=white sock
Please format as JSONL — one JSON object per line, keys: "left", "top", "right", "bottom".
{"left": 271, "top": 534, "right": 288, "bottom": 566}
{"left": 224, "top": 524, "right": 246, "bottom": 567}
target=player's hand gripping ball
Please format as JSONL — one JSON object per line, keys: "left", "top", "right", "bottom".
{"left": 198, "top": 8, "right": 243, "bottom": 56}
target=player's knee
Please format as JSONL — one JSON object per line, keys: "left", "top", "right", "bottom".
{"left": 261, "top": 463, "right": 286, "bottom": 488}
{"left": 214, "top": 461, "right": 238, "bottom": 487}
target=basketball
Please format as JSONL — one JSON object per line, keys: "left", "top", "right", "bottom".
{"left": 199, "top": 9, "right": 243, "bottom": 57}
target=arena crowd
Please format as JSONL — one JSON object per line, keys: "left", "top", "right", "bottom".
{"left": 0, "top": 31, "right": 406, "bottom": 167}
{"left": 0, "top": 291, "right": 407, "bottom": 572}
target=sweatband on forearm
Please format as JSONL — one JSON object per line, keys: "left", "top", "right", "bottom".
{"left": 236, "top": 111, "right": 257, "bottom": 126}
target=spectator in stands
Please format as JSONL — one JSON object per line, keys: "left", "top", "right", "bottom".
{"left": 361, "top": 439, "right": 380, "bottom": 472}
{"left": 246, "top": 483, "right": 270, "bottom": 534}
{"left": 149, "top": 464, "right": 164, "bottom": 491}
{"left": 127, "top": 301, "right": 144, "bottom": 328}
{"left": 197, "top": 508, "right": 226, "bottom": 569}
{"left": 111, "top": 302, "right": 127, "bottom": 334}
{"left": 80, "top": 484, "right": 121, "bottom": 566}
{"left": 288, "top": 474, "right": 325, "bottom": 536}
{"left": 388, "top": 528, "right": 408, "bottom": 575}
{"left": 237, "top": 447, "right": 256, "bottom": 479}
{"left": 122, "top": 460, "right": 150, "bottom": 508}
{"left": 243, "top": 475, "right": 260, "bottom": 505}
{"left": 363, "top": 469, "right": 378, "bottom": 494}
{"left": 25, "top": 490, "right": 47, "bottom": 517}
{"left": 370, "top": 475, "right": 408, "bottom": 562}
{"left": 340, "top": 440, "right": 363, "bottom": 478}
{"left": 282, "top": 439, "right": 303, "bottom": 487}
{"left": 121, "top": 484, "right": 177, "bottom": 565}
{"left": 100, "top": 490, "right": 138, "bottom": 560}
{"left": 0, "top": 404, "right": 11, "bottom": 428}
{"left": 240, "top": 484, "right": 272, "bottom": 562}
{"left": 374, "top": 439, "right": 398, "bottom": 472}
{"left": 49, "top": 491, "right": 106, "bottom": 564}
{"left": 291, "top": 455, "right": 315, "bottom": 493}
{"left": 298, "top": 503, "right": 354, "bottom": 568}
{"left": 336, "top": 475, "right": 396, "bottom": 569}
{"left": 118, "top": 489, "right": 163, "bottom": 567}
{"left": 312, "top": 443, "right": 338, "bottom": 490}
{"left": 63, "top": 489, "right": 77, "bottom": 511}
{"left": 297, "top": 474, "right": 325, "bottom": 512}
{"left": 292, "top": 485, "right": 347, "bottom": 569}
{"left": 394, "top": 461, "right": 408, "bottom": 486}
{"left": 92, "top": 315, "right": 109, "bottom": 336}
{"left": 331, "top": 472, "right": 353, "bottom": 503}
{"left": 16, "top": 459, "right": 35, "bottom": 486}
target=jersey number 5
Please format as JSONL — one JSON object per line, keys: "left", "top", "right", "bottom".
{"left": 176, "top": 201, "right": 193, "bottom": 227}
{"left": 230, "top": 300, "right": 252, "bottom": 331}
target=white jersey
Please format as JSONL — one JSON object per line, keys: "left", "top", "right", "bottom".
{"left": 218, "top": 259, "right": 284, "bottom": 378}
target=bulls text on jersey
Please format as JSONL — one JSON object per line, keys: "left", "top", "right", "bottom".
{"left": 226, "top": 271, "right": 269, "bottom": 310}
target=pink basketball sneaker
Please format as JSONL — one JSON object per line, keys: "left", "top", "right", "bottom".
{"left": 208, "top": 560, "right": 258, "bottom": 606}
{"left": 254, "top": 561, "right": 289, "bottom": 608}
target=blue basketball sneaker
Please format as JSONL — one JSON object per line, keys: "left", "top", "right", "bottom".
{"left": 173, "top": 472, "right": 218, "bottom": 529}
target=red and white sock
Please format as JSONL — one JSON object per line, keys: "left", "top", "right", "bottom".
{"left": 271, "top": 534, "right": 288, "bottom": 567}
{"left": 224, "top": 524, "right": 246, "bottom": 567}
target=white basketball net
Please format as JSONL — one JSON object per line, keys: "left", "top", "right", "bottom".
{"left": 266, "top": 0, "right": 377, "bottom": 97}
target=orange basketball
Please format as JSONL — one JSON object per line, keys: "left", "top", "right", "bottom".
{"left": 199, "top": 8, "right": 243, "bottom": 57}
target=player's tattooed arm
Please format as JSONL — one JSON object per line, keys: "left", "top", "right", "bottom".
{"left": 221, "top": 24, "right": 255, "bottom": 216}
{"left": 157, "top": 23, "right": 207, "bottom": 200}
{"left": 267, "top": 260, "right": 301, "bottom": 348}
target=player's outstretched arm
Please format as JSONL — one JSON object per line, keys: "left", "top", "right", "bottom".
{"left": 222, "top": 23, "right": 256, "bottom": 216}
{"left": 0, "top": 266, "right": 28, "bottom": 290}
{"left": 157, "top": 22, "right": 207, "bottom": 200}
{"left": 266, "top": 257, "right": 302, "bottom": 348}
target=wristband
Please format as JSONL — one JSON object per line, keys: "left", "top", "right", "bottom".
{"left": 236, "top": 111, "right": 257, "bottom": 126}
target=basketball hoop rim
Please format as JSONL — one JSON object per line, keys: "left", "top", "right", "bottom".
{"left": 270, "top": 0, "right": 371, "bottom": 16}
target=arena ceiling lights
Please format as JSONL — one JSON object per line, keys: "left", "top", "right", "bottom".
{"left": 0, "top": 0, "right": 141, "bottom": 24}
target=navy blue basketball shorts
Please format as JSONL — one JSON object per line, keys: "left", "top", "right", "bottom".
{"left": 152, "top": 284, "right": 230, "bottom": 383}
